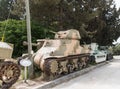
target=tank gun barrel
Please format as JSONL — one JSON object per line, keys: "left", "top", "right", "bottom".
{"left": 49, "top": 30, "right": 58, "bottom": 34}
{"left": 23, "top": 41, "right": 38, "bottom": 46}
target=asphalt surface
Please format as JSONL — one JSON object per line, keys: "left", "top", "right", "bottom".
{"left": 52, "top": 57, "right": 120, "bottom": 89}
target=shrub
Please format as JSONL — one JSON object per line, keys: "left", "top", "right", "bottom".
{"left": 0, "top": 19, "right": 55, "bottom": 57}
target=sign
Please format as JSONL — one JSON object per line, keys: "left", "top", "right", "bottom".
{"left": 20, "top": 59, "right": 32, "bottom": 67}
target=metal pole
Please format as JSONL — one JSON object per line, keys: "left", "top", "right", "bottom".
{"left": 24, "top": 66, "right": 27, "bottom": 83}
{"left": 25, "top": 0, "right": 33, "bottom": 78}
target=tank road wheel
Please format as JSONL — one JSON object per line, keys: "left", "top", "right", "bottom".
{"left": 67, "top": 61, "right": 74, "bottom": 73}
{"left": 72, "top": 59, "right": 78, "bottom": 71}
{"left": 81, "top": 57, "right": 88, "bottom": 68}
{"left": 0, "top": 61, "right": 20, "bottom": 89}
{"left": 85, "top": 56, "right": 90, "bottom": 67}
{"left": 77, "top": 59, "right": 83, "bottom": 70}
{"left": 59, "top": 60, "right": 68, "bottom": 75}
{"left": 81, "top": 56, "right": 88, "bottom": 68}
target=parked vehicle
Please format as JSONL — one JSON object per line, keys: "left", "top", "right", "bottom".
{"left": 89, "top": 43, "right": 113, "bottom": 64}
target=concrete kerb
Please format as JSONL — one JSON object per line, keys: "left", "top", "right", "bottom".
{"left": 36, "top": 62, "right": 107, "bottom": 89}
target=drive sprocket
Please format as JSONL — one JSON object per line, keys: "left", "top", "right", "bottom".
{"left": 0, "top": 61, "right": 20, "bottom": 89}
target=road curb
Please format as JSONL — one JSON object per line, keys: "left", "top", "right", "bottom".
{"left": 36, "top": 62, "right": 107, "bottom": 89}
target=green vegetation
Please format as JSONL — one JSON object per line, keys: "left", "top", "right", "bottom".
{"left": 0, "top": 19, "right": 55, "bottom": 57}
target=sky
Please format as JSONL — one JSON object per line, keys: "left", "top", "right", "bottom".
{"left": 114, "top": 0, "right": 120, "bottom": 10}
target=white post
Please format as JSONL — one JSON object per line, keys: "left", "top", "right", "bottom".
{"left": 24, "top": 66, "right": 27, "bottom": 83}
{"left": 25, "top": 0, "right": 33, "bottom": 78}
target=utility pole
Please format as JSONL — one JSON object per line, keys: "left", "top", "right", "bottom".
{"left": 25, "top": 0, "right": 33, "bottom": 78}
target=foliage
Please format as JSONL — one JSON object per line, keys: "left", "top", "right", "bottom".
{"left": 85, "top": 0, "right": 120, "bottom": 45}
{"left": 0, "top": 19, "right": 54, "bottom": 57}
{"left": 0, "top": 0, "right": 20, "bottom": 21}
{"left": 112, "top": 44, "right": 120, "bottom": 55}
{"left": 11, "top": 0, "right": 25, "bottom": 19}
{"left": 10, "top": 0, "right": 120, "bottom": 45}
{"left": 97, "top": 0, "right": 120, "bottom": 45}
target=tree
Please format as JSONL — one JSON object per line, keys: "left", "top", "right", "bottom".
{"left": 9, "top": 0, "right": 120, "bottom": 45}
{"left": 11, "top": 0, "right": 25, "bottom": 19}
{"left": 86, "top": 0, "right": 120, "bottom": 45}
{"left": 0, "top": 0, "right": 20, "bottom": 21}
{"left": 11, "top": 0, "right": 99, "bottom": 30}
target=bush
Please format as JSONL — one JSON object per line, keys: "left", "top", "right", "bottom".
{"left": 0, "top": 19, "right": 56, "bottom": 57}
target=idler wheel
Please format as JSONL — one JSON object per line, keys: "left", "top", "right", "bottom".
{"left": 43, "top": 59, "right": 58, "bottom": 80}
{"left": 50, "top": 60, "right": 58, "bottom": 74}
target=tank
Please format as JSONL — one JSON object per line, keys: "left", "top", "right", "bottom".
{"left": 0, "top": 42, "right": 20, "bottom": 89}
{"left": 89, "top": 43, "right": 113, "bottom": 63}
{"left": 33, "top": 29, "right": 90, "bottom": 80}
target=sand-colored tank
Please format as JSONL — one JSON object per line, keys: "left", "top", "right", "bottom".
{"left": 0, "top": 42, "right": 20, "bottom": 89}
{"left": 33, "top": 29, "right": 90, "bottom": 80}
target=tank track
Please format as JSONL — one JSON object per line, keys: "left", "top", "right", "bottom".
{"left": 43, "top": 53, "right": 90, "bottom": 80}
{"left": 0, "top": 61, "right": 20, "bottom": 89}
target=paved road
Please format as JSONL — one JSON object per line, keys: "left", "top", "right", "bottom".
{"left": 52, "top": 58, "right": 120, "bottom": 89}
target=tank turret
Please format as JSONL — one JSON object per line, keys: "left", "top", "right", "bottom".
{"left": 33, "top": 29, "right": 90, "bottom": 80}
